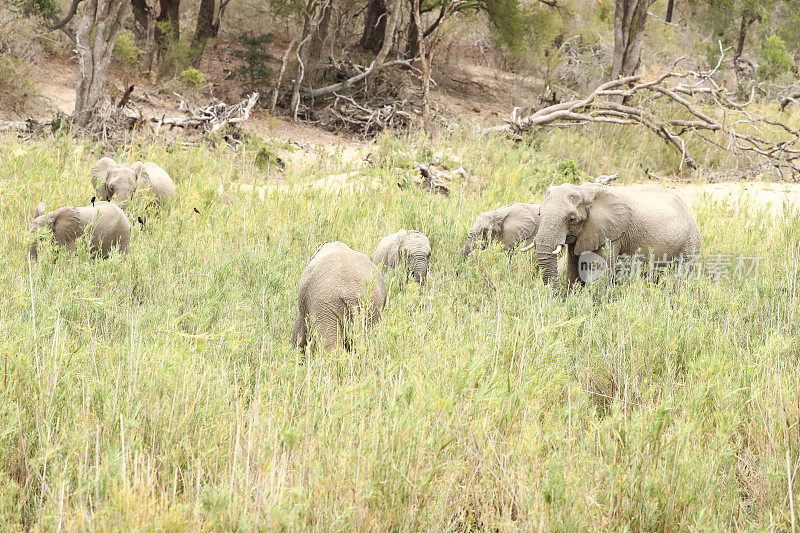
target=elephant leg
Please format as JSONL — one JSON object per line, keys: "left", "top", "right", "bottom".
{"left": 291, "top": 312, "right": 308, "bottom": 351}
{"left": 316, "top": 316, "right": 343, "bottom": 353}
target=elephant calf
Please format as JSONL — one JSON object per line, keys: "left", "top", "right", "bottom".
{"left": 91, "top": 157, "right": 175, "bottom": 211}
{"left": 29, "top": 201, "right": 131, "bottom": 260}
{"left": 373, "top": 229, "right": 431, "bottom": 286}
{"left": 292, "top": 241, "right": 387, "bottom": 353}
{"left": 462, "top": 202, "right": 540, "bottom": 257}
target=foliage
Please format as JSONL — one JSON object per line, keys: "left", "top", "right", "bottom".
{"left": 157, "top": 20, "right": 193, "bottom": 76}
{"left": 7, "top": 0, "right": 56, "bottom": 18}
{"left": 757, "top": 34, "right": 795, "bottom": 79}
{"left": 0, "top": 53, "right": 36, "bottom": 113}
{"left": 180, "top": 66, "right": 206, "bottom": 87}
{"left": 1, "top": 129, "right": 799, "bottom": 528}
{"left": 232, "top": 32, "right": 275, "bottom": 97}
{"left": 112, "top": 30, "right": 143, "bottom": 72}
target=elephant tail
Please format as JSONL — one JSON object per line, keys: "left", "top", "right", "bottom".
{"left": 291, "top": 312, "right": 307, "bottom": 351}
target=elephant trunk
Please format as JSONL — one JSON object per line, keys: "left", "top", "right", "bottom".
{"left": 461, "top": 232, "right": 477, "bottom": 259}
{"left": 28, "top": 242, "right": 38, "bottom": 262}
{"left": 411, "top": 254, "right": 429, "bottom": 286}
{"left": 535, "top": 215, "right": 567, "bottom": 284}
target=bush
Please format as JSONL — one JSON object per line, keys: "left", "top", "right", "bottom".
{"left": 180, "top": 67, "right": 206, "bottom": 88}
{"left": 0, "top": 53, "right": 36, "bottom": 113}
{"left": 113, "top": 30, "right": 142, "bottom": 76}
{"left": 0, "top": 5, "right": 46, "bottom": 62}
{"left": 758, "top": 35, "right": 795, "bottom": 80}
{"left": 233, "top": 33, "right": 275, "bottom": 98}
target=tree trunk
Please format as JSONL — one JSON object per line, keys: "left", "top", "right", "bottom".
{"left": 665, "top": 0, "right": 674, "bottom": 23}
{"left": 413, "top": 0, "right": 430, "bottom": 131}
{"left": 130, "top": 0, "right": 150, "bottom": 29}
{"left": 406, "top": 5, "right": 419, "bottom": 58}
{"left": 156, "top": 0, "right": 180, "bottom": 44}
{"left": 74, "top": 0, "right": 129, "bottom": 128}
{"left": 308, "top": 0, "right": 332, "bottom": 62}
{"left": 290, "top": 0, "right": 317, "bottom": 120}
{"left": 191, "top": 0, "right": 216, "bottom": 66}
{"left": 735, "top": 12, "right": 748, "bottom": 60}
{"left": 611, "top": 0, "right": 656, "bottom": 80}
{"left": 360, "top": 0, "right": 387, "bottom": 53}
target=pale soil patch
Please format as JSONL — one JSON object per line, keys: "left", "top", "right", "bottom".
{"left": 627, "top": 181, "right": 800, "bottom": 215}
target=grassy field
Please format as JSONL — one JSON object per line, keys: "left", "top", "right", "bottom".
{"left": 1, "top": 129, "right": 799, "bottom": 530}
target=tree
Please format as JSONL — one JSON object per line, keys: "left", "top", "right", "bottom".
{"left": 611, "top": 0, "right": 657, "bottom": 80}
{"left": 360, "top": 0, "right": 387, "bottom": 52}
{"left": 665, "top": 0, "right": 675, "bottom": 22}
{"left": 190, "top": 0, "right": 231, "bottom": 66}
{"left": 73, "top": 0, "right": 129, "bottom": 128}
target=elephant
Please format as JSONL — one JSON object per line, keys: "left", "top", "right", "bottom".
{"left": 28, "top": 201, "right": 131, "bottom": 260}
{"left": 91, "top": 157, "right": 175, "bottom": 210}
{"left": 292, "top": 241, "right": 387, "bottom": 352}
{"left": 373, "top": 229, "right": 431, "bottom": 286}
{"left": 524, "top": 183, "right": 701, "bottom": 285}
{"left": 461, "top": 203, "right": 540, "bottom": 258}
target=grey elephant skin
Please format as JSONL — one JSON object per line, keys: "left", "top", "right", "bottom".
{"left": 91, "top": 157, "right": 175, "bottom": 211}
{"left": 462, "top": 202, "right": 540, "bottom": 257}
{"left": 531, "top": 183, "right": 701, "bottom": 285}
{"left": 29, "top": 201, "right": 131, "bottom": 260}
{"left": 292, "top": 241, "right": 388, "bottom": 352}
{"left": 373, "top": 229, "right": 431, "bottom": 286}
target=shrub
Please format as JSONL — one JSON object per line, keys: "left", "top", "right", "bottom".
{"left": 180, "top": 67, "right": 206, "bottom": 88}
{"left": 0, "top": 5, "right": 46, "bottom": 62}
{"left": 113, "top": 30, "right": 143, "bottom": 77}
{"left": 0, "top": 53, "right": 36, "bottom": 113}
{"left": 757, "top": 35, "right": 795, "bottom": 80}
{"left": 233, "top": 33, "right": 275, "bottom": 98}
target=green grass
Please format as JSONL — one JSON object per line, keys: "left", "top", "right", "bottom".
{"left": 0, "top": 129, "right": 799, "bottom": 530}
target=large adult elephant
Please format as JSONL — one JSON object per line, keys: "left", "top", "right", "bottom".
{"left": 461, "top": 203, "right": 539, "bottom": 258}
{"left": 292, "top": 241, "right": 387, "bottom": 352}
{"left": 525, "top": 183, "right": 701, "bottom": 285}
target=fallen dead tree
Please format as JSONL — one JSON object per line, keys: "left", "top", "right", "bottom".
{"left": 154, "top": 92, "right": 259, "bottom": 134}
{"left": 487, "top": 58, "right": 800, "bottom": 178}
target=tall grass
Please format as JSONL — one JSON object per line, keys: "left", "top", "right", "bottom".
{"left": 0, "top": 129, "right": 798, "bottom": 530}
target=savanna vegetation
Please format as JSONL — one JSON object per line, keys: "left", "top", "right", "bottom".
{"left": 1, "top": 127, "right": 799, "bottom": 529}
{"left": 2, "top": 0, "right": 800, "bottom": 529}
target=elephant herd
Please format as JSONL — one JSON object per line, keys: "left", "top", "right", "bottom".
{"left": 28, "top": 158, "right": 701, "bottom": 353}
{"left": 291, "top": 182, "right": 700, "bottom": 352}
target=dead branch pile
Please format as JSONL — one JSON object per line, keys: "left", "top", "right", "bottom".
{"left": 316, "top": 93, "right": 417, "bottom": 137}
{"left": 488, "top": 58, "right": 800, "bottom": 179}
{"left": 154, "top": 92, "right": 259, "bottom": 134}
{"left": 80, "top": 102, "right": 144, "bottom": 145}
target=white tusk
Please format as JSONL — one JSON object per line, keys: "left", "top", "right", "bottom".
{"left": 520, "top": 241, "right": 535, "bottom": 252}
{"left": 552, "top": 244, "right": 563, "bottom": 255}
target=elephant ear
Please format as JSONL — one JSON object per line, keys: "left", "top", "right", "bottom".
{"left": 91, "top": 157, "right": 116, "bottom": 190}
{"left": 490, "top": 212, "right": 507, "bottom": 240}
{"left": 130, "top": 162, "right": 150, "bottom": 187}
{"left": 48, "top": 207, "right": 83, "bottom": 246}
{"left": 574, "top": 188, "right": 632, "bottom": 255}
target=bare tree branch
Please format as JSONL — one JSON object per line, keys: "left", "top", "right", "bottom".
{"left": 487, "top": 55, "right": 800, "bottom": 178}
